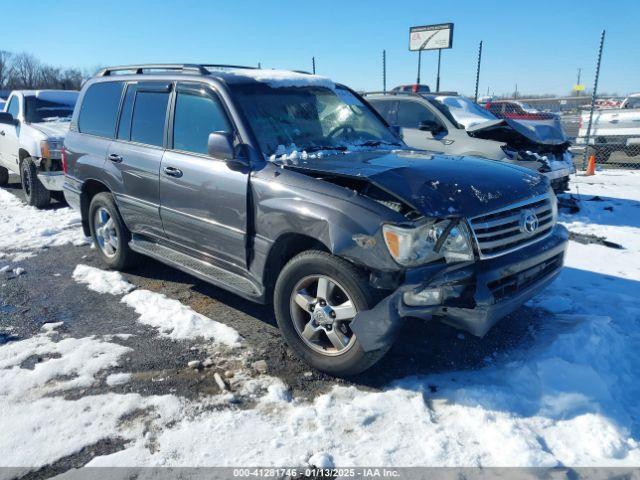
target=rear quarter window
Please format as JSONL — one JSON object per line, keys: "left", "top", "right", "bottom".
{"left": 78, "top": 82, "right": 124, "bottom": 138}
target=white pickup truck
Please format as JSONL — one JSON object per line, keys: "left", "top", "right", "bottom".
{"left": 0, "top": 90, "right": 79, "bottom": 207}
{"left": 576, "top": 93, "right": 640, "bottom": 162}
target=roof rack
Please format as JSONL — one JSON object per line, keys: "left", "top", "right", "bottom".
{"left": 96, "top": 63, "right": 257, "bottom": 77}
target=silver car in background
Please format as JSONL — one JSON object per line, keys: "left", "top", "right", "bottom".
{"left": 366, "top": 91, "right": 574, "bottom": 192}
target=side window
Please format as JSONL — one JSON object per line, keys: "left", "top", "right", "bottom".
{"left": 78, "top": 82, "right": 124, "bottom": 137}
{"left": 7, "top": 97, "right": 19, "bottom": 118}
{"left": 369, "top": 100, "right": 395, "bottom": 124}
{"left": 130, "top": 89, "right": 170, "bottom": 147}
{"left": 117, "top": 84, "right": 136, "bottom": 140}
{"left": 396, "top": 100, "right": 436, "bottom": 129}
{"left": 173, "top": 88, "right": 230, "bottom": 155}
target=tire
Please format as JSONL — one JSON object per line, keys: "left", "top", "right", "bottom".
{"left": 88, "top": 192, "right": 139, "bottom": 270}
{"left": 274, "top": 250, "right": 390, "bottom": 376}
{"left": 51, "top": 191, "right": 67, "bottom": 204}
{"left": 21, "top": 158, "right": 50, "bottom": 208}
{"left": 0, "top": 166, "right": 8, "bottom": 186}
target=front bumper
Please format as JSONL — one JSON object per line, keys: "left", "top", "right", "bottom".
{"left": 36, "top": 171, "right": 65, "bottom": 191}
{"left": 351, "top": 225, "right": 569, "bottom": 351}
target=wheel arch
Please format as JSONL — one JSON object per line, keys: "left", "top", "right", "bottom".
{"left": 261, "top": 232, "right": 330, "bottom": 302}
{"left": 80, "top": 179, "right": 111, "bottom": 236}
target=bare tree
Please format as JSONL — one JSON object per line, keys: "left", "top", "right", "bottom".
{"left": 0, "top": 50, "right": 12, "bottom": 89}
{"left": 9, "top": 53, "right": 42, "bottom": 89}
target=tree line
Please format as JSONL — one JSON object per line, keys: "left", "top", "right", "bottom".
{"left": 0, "top": 51, "right": 97, "bottom": 92}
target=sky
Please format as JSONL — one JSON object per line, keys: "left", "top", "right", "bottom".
{"left": 2, "top": 0, "right": 638, "bottom": 97}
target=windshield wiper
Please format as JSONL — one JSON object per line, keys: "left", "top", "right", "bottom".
{"left": 303, "top": 145, "right": 348, "bottom": 153}
{"left": 354, "top": 140, "right": 402, "bottom": 148}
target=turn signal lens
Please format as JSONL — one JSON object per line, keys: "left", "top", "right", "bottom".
{"left": 383, "top": 229, "right": 400, "bottom": 258}
{"left": 40, "top": 140, "right": 51, "bottom": 159}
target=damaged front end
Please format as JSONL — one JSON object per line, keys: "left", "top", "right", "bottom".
{"left": 468, "top": 118, "right": 574, "bottom": 192}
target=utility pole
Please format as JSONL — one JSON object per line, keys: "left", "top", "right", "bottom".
{"left": 436, "top": 49, "right": 442, "bottom": 92}
{"left": 312, "top": 57, "right": 316, "bottom": 74}
{"left": 474, "top": 40, "right": 483, "bottom": 102}
{"left": 582, "top": 30, "right": 606, "bottom": 169}
{"left": 382, "top": 50, "right": 387, "bottom": 93}
{"left": 576, "top": 67, "right": 582, "bottom": 96}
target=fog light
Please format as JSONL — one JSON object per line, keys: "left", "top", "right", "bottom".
{"left": 403, "top": 288, "right": 442, "bottom": 306}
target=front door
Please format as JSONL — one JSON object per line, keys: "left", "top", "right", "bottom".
{"left": 159, "top": 82, "right": 248, "bottom": 271}
{"left": 396, "top": 99, "right": 449, "bottom": 153}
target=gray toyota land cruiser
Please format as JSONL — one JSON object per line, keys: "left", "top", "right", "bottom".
{"left": 63, "top": 64, "right": 568, "bottom": 376}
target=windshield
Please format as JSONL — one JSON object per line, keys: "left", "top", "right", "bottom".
{"left": 24, "top": 94, "right": 78, "bottom": 123}
{"left": 230, "top": 84, "right": 402, "bottom": 157}
{"left": 431, "top": 95, "right": 497, "bottom": 129}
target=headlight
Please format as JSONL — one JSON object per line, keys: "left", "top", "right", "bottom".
{"left": 382, "top": 220, "right": 474, "bottom": 266}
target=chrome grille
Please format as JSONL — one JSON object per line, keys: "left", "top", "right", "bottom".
{"left": 468, "top": 194, "right": 556, "bottom": 259}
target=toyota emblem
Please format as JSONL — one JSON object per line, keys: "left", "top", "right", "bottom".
{"left": 519, "top": 209, "right": 539, "bottom": 236}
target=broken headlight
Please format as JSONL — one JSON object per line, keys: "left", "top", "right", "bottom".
{"left": 382, "top": 220, "right": 474, "bottom": 267}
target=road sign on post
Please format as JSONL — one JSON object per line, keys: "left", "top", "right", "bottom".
{"left": 409, "top": 23, "right": 454, "bottom": 51}
{"left": 409, "top": 23, "right": 453, "bottom": 89}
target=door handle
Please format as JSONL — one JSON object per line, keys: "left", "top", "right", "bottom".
{"left": 108, "top": 153, "right": 123, "bottom": 163}
{"left": 0, "top": 131, "right": 5, "bottom": 136}
{"left": 163, "top": 166, "right": 183, "bottom": 178}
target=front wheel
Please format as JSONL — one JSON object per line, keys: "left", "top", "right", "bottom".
{"left": 21, "top": 158, "right": 50, "bottom": 208}
{"left": 274, "top": 250, "right": 389, "bottom": 376}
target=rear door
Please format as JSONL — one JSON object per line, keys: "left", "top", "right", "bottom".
{"left": 159, "top": 81, "right": 248, "bottom": 270}
{"left": 106, "top": 81, "right": 171, "bottom": 238}
{"left": 396, "top": 98, "right": 447, "bottom": 153}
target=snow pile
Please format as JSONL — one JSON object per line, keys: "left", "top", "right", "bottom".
{"left": 72, "top": 264, "right": 135, "bottom": 295}
{"left": 121, "top": 289, "right": 242, "bottom": 346}
{"left": 0, "top": 189, "right": 87, "bottom": 261}
{"left": 71, "top": 265, "right": 242, "bottom": 346}
{"left": 225, "top": 68, "right": 335, "bottom": 90}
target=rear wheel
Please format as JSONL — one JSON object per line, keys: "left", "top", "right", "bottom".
{"left": 21, "top": 158, "right": 50, "bottom": 208}
{"left": 0, "top": 166, "right": 8, "bottom": 186}
{"left": 89, "top": 192, "right": 139, "bottom": 270}
{"left": 274, "top": 250, "right": 389, "bottom": 376}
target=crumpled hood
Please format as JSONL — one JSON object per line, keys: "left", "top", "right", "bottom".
{"left": 284, "top": 150, "right": 550, "bottom": 218}
{"left": 29, "top": 121, "right": 71, "bottom": 139}
{"left": 471, "top": 117, "right": 567, "bottom": 146}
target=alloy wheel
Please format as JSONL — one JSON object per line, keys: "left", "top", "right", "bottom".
{"left": 289, "top": 275, "right": 358, "bottom": 356}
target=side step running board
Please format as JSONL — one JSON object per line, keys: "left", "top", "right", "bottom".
{"left": 129, "top": 236, "right": 264, "bottom": 301}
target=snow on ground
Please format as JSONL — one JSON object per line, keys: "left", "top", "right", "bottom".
{"left": 82, "top": 172, "right": 640, "bottom": 467}
{"left": 121, "top": 289, "right": 242, "bottom": 346}
{"left": 0, "top": 322, "right": 183, "bottom": 472}
{"left": 72, "top": 264, "right": 135, "bottom": 295}
{"left": 72, "top": 264, "right": 242, "bottom": 346}
{"left": 3, "top": 171, "right": 640, "bottom": 469}
{"left": 0, "top": 189, "right": 87, "bottom": 262}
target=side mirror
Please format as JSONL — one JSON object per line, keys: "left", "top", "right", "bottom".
{"left": 207, "top": 131, "right": 234, "bottom": 160}
{"left": 418, "top": 120, "right": 442, "bottom": 134}
{"left": 0, "top": 112, "right": 18, "bottom": 126}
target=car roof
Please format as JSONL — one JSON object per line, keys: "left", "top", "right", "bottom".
{"left": 92, "top": 64, "right": 336, "bottom": 89}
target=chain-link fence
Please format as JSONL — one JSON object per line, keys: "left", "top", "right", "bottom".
{"left": 573, "top": 93, "right": 640, "bottom": 169}
{"left": 470, "top": 94, "right": 640, "bottom": 171}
